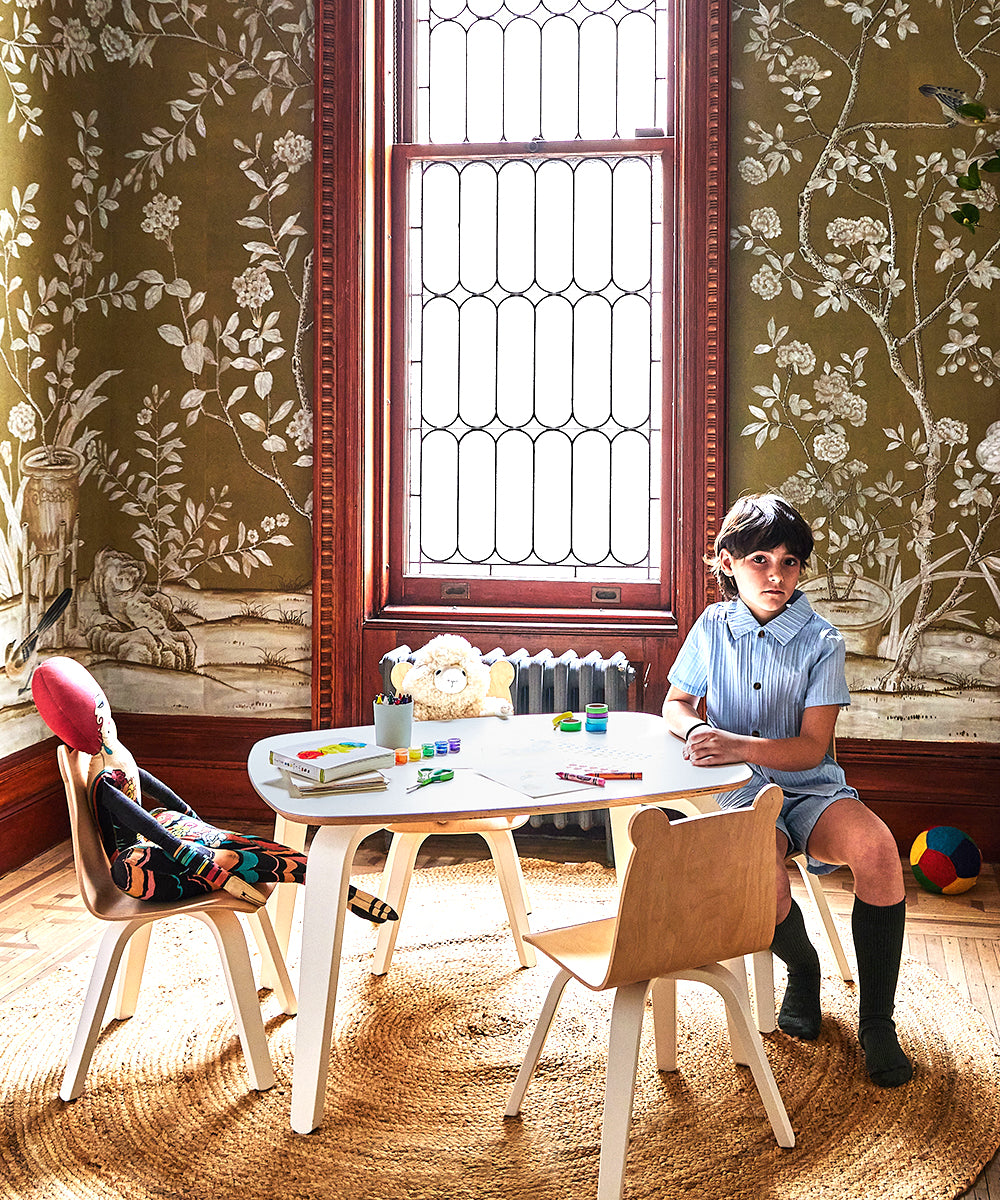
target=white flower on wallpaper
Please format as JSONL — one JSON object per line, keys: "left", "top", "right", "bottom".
{"left": 731, "top": 0, "right": 1000, "bottom": 699}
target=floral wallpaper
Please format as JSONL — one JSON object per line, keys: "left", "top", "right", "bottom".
{"left": 0, "top": 0, "right": 316, "bottom": 752}
{"left": 728, "top": 0, "right": 1000, "bottom": 741}
{"left": 3, "top": 0, "right": 998, "bottom": 758}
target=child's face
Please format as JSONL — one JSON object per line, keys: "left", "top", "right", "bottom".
{"left": 719, "top": 543, "right": 802, "bottom": 623}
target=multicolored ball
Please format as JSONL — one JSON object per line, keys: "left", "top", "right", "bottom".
{"left": 909, "top": 826, "right": 981, "bottom": 895}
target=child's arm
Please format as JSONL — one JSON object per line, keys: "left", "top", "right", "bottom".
{"left": 665, "top": 685, "right": 838, "bottom": 772}
{"left": 662, "top": 688, "right": 712, "bottom": 742}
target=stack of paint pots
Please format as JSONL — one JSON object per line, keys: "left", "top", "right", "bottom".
{"left": 585, "top": 703, "right": 609, "bottom": 733}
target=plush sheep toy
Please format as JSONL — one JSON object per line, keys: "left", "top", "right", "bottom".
{"left": 390, "top": 635, "right": 515, "bottom": 721}
{"left": 32, "top": 656, "right": 396, "bottom": 922}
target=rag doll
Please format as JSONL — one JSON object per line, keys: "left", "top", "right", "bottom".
{"left": 32, "top": 656, "right": 396, "bottom": 923}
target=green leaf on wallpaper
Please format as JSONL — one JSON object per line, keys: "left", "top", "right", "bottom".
{"left": 982, "top": 158, "right": 1000, "bottom": 173}
{"left": 951, "top": 202, "right": 981, "bottom": 231}
{"left": 957, "top": 162, "right": 981, "bottom": 189}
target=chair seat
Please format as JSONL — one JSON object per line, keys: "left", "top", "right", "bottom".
{"left": 87, "top": 880, "right": 277, "bottom": 923}
{"left": 526, "top": 918, "right": 617, "bottom": 990}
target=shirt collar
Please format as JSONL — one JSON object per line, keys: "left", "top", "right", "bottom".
{"left": 725, "top": 590, "right": 812, "bottom": 645}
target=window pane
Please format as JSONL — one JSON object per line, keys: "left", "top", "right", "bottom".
{"left": 404, "top": 152, "right": 663, "bottom": 583}
{"left": 417, "top": 0, "right": 668, "bottom": 142}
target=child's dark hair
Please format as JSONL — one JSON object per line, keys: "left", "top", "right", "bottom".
{"left": 707, "top": 493, "right": 814, "bottom": 600}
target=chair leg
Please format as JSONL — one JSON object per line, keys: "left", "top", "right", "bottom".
{"left": 793, "top": 855, "right": 853, "bottom": 982}
{"left": 508, "top": 834, "right": 532, "bottom": 915}
{"left": 607, "top": 804, "right": 639, "bottom": 879}
{"left": 265, "top": 814, "right": 308, "bottom": 972}
{"left": 61, "top": 917, "right": 150, "bottom": 1101}
{"left": 482, "top": 830, "right": 536, "bottom": 969}
{"left": 248, "top": 909, "right": 297, "bottom": 1015}
{"left": 650, "top": 976, "right": 677, "bottom": 1072}
{"left": 680, "top": 963, "right": 794, "bottom": 1149}
{"left": 196, "top": 909, "right": 275, "bottom": 1092}
{"left": 720, "top": 956, "right": 754, "bottom": 1066}
{"left": 751, "top": 950, "right": 776, "bottom": 1034}
{"left": 597, "top": 979, "right": 651, "bottom": 1200}
{"left": 111, "top": 920, "right": 153, "bottom": 1020}
{"left": 371, "top": 831, "right": 427, "bottom": 976}
{"left": 505, "top": 966, "right": 572, "bottom": 1117}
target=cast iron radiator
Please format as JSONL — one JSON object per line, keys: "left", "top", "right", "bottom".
{"left": 377, "top": 645, "right": 636, "bottom": 840}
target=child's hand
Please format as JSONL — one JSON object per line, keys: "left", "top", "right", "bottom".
{"left": 684, "top": 725, "right": 742, "bottom": 766}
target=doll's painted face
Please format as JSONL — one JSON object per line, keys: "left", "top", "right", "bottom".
{"left": 94, "top": 690, "right": 118, "bottom": 752}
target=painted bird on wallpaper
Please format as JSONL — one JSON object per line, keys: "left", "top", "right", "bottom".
{"left": 4, "top": 588, "right": 73, "bottom": 693}
{"left": 919, "top": 84, "right": 1000, "bottom": 128}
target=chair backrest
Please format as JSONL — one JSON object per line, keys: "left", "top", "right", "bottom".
{"left": 57, "top": 743, "right": 132, "bottom": 921}
{"left": 600, "top": 784, "right": 783, "bottom": 990}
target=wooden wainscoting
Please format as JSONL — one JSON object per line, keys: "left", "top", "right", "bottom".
{"left": 3, "top": 717, "right": 998, "bottom": 878}
{"left": 0, "top": 738, "right": 67, "bottom": 878}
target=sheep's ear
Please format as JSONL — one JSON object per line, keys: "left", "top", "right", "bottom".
{"left": 390, "top": 661, "right": 412, "bottom": 693}
{"left": 486, "top": 660, "right": 514, "bottom": 703}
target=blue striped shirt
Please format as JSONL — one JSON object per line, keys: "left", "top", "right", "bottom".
{"left": 668, "top": 590, "right": 853, "bottom": 804}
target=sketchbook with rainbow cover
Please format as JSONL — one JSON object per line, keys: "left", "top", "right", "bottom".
{"left": 270, "top": 739, "right": 395, "bottom": 783}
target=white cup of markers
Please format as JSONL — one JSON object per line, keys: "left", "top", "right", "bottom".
{"left": 373, "top": 693, "right": 413, "bottom": 749}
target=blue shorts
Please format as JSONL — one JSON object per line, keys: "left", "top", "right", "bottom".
{"left": 718, "top": 782, "right": 859, "bottom": 875}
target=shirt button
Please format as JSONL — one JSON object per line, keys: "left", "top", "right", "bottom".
{"left": 753, "top": 682, "right": 762, "bottom": 690}
{"left": 757, "top": 630, "right": 765, "bottom": 638}
{"left": 752, "top": 730, "right": 761, "bottom": 737}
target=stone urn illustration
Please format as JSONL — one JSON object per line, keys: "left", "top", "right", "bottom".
{"left": 801, "top": 574, "right": 892, "bottom": 657}
{"left": 20, "top": 446, "right": 83, "bottom": 555}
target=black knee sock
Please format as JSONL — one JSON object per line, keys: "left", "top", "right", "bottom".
{"left": 770, "top": 900, "right": 822, "bottom": 1040}
{"left": 852, "top": 896, "right": 912, "bottom": 1087}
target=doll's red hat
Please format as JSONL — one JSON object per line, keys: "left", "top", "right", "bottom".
{"left": 31, "top": 656, "right": 105, "bottom": 755}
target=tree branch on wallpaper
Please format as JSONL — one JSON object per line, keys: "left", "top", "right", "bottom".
{"left": 732, "top": 0, "right": 1000, "bottom": 698}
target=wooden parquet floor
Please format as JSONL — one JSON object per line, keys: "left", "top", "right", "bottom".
{"left": 1, "top": 826, "right": 998, "bottom": 1198}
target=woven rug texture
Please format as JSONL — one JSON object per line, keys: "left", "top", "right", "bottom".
{"left": 1, "top": 857, "right": 998, "bottom": 1200}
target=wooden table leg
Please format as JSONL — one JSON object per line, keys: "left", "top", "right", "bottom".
{"left": 290, "top": 821, "right": 380, "bottom": 1134}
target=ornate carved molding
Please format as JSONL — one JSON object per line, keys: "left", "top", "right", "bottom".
{"left": 313, "top": 0, "right": 367, "bottom": 728}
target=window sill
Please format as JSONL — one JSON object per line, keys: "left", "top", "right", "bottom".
{"left": 364, "top": 602, "right": 680, "bottom": 639}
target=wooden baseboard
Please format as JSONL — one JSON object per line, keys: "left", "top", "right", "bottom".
{"left": 112, "top": 713, "right": 311, "bottom": 824}
{"left": 0, "top": 737, "right": 68, "bottom": 877}
{"left": 3, "top": 721, "right": 997, "bottom": 877}
{"left": 837, "top": 738, "right": 1000, "bottom": 863}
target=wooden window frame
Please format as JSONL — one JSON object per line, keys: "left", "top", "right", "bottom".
{"left": 311, "top": 0, "right": 729, "bottom": 727}
{"left": 388, "top": 138, "right": 676, "bottom": 613}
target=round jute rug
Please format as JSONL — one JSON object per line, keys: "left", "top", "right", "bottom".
{"left": 1, "top": 858, "right": 997, "bottom": 1200}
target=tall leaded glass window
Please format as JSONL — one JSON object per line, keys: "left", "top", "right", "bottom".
{"left": 389, "top": 0, "right": 676, "bottom": 608}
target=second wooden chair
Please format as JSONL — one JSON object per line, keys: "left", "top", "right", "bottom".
{"left": 506, "top": 785, "right": 793, "bottom": 1200}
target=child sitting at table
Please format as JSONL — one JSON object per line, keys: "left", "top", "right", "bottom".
{"left": 662, "top": 494, "right": 911, "bottom": 1087}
